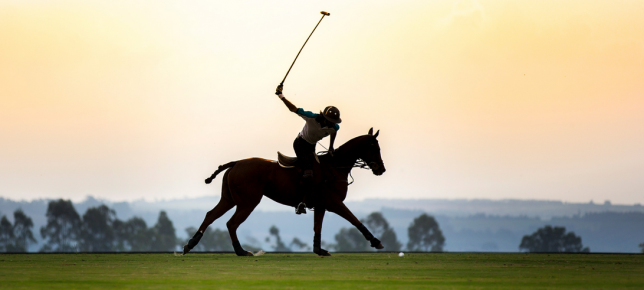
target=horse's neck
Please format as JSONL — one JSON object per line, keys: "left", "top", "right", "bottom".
{"left": 324, "top": 155, "right": 354, "bottom": 182}
{"left": 332, "top": 137, "right": 366, "bottom": 173}
{"left": 335, "top": 153, "right": 359, "bottom": 170}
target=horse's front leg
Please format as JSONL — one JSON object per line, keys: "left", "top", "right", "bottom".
{"left": 327, "top": 202, "right": 384, "bottom": 250}
{"left": 313, "top": 207, "right": 331, "bottom": 256}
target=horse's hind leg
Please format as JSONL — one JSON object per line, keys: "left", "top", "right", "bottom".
{"left": 226, "top": 189, "right": 262, "bottom": 256}
{"left": 183, "top": 171, "right": 236, "bottom": 254}
{"left": 198, "top": 176, "right": 235, "bottom": 233}
{"left": 197, "top": 196, "right": 235, "bottom": 233}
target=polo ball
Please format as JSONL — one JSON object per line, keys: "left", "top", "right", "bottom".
{"left": 398, "top": 252, "right": 404, "bottom": 257}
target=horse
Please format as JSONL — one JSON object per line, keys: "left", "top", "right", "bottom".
{"left": 183, "top": 128, "right": 386, "bottom": 256}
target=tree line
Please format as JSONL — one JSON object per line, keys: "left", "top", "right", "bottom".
{"left": 1, "top": 199, "right": 178, "bottom": 252}
{"left": 519, "top": 226, "right": 591, "bottom": 253}
{"left": 4, "top": 199, "right": 640, "bottom": 253}
{"left": 0, "top": 199, "right": 446, "bottom": 252}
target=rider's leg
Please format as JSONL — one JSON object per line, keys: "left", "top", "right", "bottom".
{"left": 296, "top": 171, "right": 313, "bottom": 214}
{"left": 293, "top": 136, "right": 316, "bottom": 214}
{"left": 300, "top": 168, "right": 314, "bottom": 206}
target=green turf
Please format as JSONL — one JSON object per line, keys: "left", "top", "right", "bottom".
{"left": 0, "top": 252, "right": 642, "bottom": 289}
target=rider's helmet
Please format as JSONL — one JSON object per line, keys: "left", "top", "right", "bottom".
{"left": 320, "top": 106, "right": 342, "bottom": 124}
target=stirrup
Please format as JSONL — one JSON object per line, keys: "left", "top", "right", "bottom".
{"left": 295, "top": 202, "right": 307, "bottom": 215}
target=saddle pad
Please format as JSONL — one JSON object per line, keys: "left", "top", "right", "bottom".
{"left": 277, "top": 151, "right": 297, "bottom": 168}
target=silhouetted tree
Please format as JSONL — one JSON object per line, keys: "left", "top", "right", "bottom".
{"left": 0, "top": 216, "right": 14, "bottom": 252}
{"left": 639, "top": 243, "right": 644, "bottom": 253}
{"left": 184, "top": 226, "right": 233, "bottom": 252}
{"left": 40, "top": 199, "right": 81, "bottom": 252}
{"left": 519, "top": 225, "right": 590, "bottom": 253}
{"left": 361, "top": 212, "right": 402, "bottom": 251}
{"left": 407, "top": 213, "right": 445, "bottom": 252}
{"left": 289, "top": 237, "right": 310, "bottom": 252}
{"left": 149, "top": 211, "right": 176, "bottom": 251}
{"left": 12, "top": 209, "right": 37, "bottom": 252}
{"left": 78, "top": 205, "right": 116, "bottom": 252}
{"left": 0, "top": 210, "right": 37, "bottom": 252}
{"left": 334, "top": 227, "right": 370, "bottom": 252}
{"left": 265, "top": 225, "right": 290, "bottom": 252}
{"left": 113, "top": 217, "right": 151, "bottom": 251}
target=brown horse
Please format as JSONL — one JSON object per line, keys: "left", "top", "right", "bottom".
{"left": 183, "top": 128, "right": 386, "bottom": 256}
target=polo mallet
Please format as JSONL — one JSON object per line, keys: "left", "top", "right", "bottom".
{"left": 278, "top": 11, "right": 330, "bottom": 90}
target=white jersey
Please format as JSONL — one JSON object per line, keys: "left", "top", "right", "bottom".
{"left": 296, "top": 108, "right": 340, "bottom": 144}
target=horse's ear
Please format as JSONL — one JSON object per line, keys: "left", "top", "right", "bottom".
{"left": 368, "top": 127, "right": 373, "bottom": 135}
{"left": 374, "top": 130, "right": 380, "bottom": 139}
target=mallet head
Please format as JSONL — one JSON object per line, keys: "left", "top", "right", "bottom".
{"left": 320, "top": 11, "right": 330, "bottom": 16}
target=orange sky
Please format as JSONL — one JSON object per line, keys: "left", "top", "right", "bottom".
{"left": 1, "top": 0, "right": 643, "bottom": 204}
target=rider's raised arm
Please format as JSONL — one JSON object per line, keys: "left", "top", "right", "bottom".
{"left": 275, "top": 84, "right": 298, "bottom": 112}
{"left": 278, "top": 94, "right": 298, "bottom": 113}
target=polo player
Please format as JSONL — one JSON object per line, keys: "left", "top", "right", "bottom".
{"left": 275, "top": 84, "right": 341, "bottom": 214}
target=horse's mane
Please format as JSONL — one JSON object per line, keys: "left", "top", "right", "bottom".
{"left": 318, "top": 135, "right": 371, "bottom": 165}
{"left": 336, "top": 135, "right": 371, "bottom": 153}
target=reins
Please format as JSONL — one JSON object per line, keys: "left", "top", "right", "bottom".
{"left": 317, "top": 142, "right": 372, "bottom": 186}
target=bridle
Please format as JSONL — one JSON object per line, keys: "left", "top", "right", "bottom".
{"left": 316, "top": 142, "right": 383, "bottom": 186}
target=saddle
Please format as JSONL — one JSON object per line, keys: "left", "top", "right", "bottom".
{"left": 277, "top": 152, "right": 320, "bottom": 169}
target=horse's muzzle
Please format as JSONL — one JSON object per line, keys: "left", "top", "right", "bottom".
{"left": 369, "top": 162, "right": 386, "bottom": 176}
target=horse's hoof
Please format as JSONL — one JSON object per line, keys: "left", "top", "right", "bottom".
{"left": 182, "top": 245, "right": 191, "bottom": 255}
{"left": 315, "top": 248, "right": 331, "bottom": 256}
{"left": 236, "top": 250, "right": 254, "bottom": 257}
{"left": 370, "top": 238, "right": 384, "bottom": 249}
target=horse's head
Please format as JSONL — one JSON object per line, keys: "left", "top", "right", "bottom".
{"left": 360, "top": 128, "right": 386, "bottom": 176}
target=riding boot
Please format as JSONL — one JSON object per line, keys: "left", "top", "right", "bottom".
{"left": 182, "top": 231, "right": 203, "bottom": 255}
{"left": 296, "top": 170, "right": 314, "bottom": 215}
{"left": 313, "top": 233, "right": 331, "bottom": 256}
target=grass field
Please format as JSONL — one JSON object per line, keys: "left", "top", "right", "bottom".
{"left": 1, "top": 252, "right": 642, "bottom": 289}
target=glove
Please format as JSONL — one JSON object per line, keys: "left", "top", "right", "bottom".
{"left": 275, "top": 84, "right": 283, "bottom": 95}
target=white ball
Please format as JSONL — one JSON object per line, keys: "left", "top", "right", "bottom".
{"left": 398, "top": 252, "right": 404, "bottom": 257}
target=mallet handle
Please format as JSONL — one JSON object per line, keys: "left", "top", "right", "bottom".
{"left": 280, "top": 13, "right": 329, "bottom": 85}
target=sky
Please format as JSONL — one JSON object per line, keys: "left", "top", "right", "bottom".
{"left": 1, "top": 0, "right": 643, "bottom": 204}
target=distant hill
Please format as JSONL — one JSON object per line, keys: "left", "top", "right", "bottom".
{"left": 1, "top": 196, "right": 643, "bottom": 252}
{"left": 345, "top": 198, "right": 644, "bottom": 219}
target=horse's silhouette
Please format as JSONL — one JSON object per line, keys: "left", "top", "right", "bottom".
{"left": 183, "top": 128, "right": 386, "bottom": 256}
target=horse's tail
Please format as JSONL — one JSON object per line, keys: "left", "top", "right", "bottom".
{"left": 205, "top": 161, "right": 237, "bottom": 184}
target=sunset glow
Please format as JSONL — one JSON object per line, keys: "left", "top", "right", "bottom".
{"left": 1, "top": 0, "right": 643, "bottom": 203}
